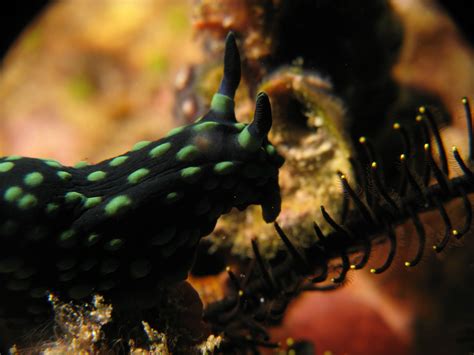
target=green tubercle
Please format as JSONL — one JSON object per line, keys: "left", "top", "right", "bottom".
{"left": 4, "top": 186, "right": 23, "bottom": 202}
{"left": 166, "top": 126, "right": 185, "bottom": 137}
{"left": 214, "top": 161, "right": 235, "bottom": 175}
{"left": 238, "top": 126, "right": 260, "bottom": 152}
{"left": 18, "top": 194, "right": 37, "bottom": 209}
{"left": 149, "top": 142, "right": 171, "bottom": 159}
{"left": 104, "top": 195, "right": 132, "bottom": 216}
{"left": 176, "top": 145, "right": 199, "bottom": 162}
{"left": 266, "top": 144, "right": 276, "bottom": 155}
{"left": 211, "top": 93, "right": 234, "bottom": 113}
{"left": 128, "top": 168, "right": 149, "bottom": 184}
{"left": 5, "top": 155, "right": 22, "bottom": 161}
{"left": 57, "top": 171, "right": 72, "bottom": 181}
{"left": 74, "top": 161, "right": 89, "bottom": 169}
{"left": 166, "top": 192, "right": 180, "bottom": 203}
{"left": 132, "top": 140, "right": 151, "bottom": 151}
{"left": 24, "top": 172, "right": 44, "bottom": 187}
{"left": 105, "top": 239, "right": 124, "bottom": 251}
{"left": 65, "top": 191, "right": 85, "bottom": 203}
{"left": 87, "top": 171, "right": 106, "bottom": 181}
{"left": 109, "top": 155, "right": 128, "bottom": 167}
{"left": 84, "top": 196, "right": 102, "bottom": 209}
{"left": 46, "top": 203, "right": 59, "bottom": 213}
{"left": 193, "top": 121, "right": 219, "bottom": 132}
{"left": 0, "top": 162, "right": 14, "bottom": 172}
{"left": 45, "top": 159, "right": 62, "bottom": 168}
{"left": 180, "top": 166, "right": 201, "bottom": 182}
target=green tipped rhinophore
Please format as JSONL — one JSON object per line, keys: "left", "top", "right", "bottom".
{"left": 211, "top": 93, "right": 235, "bottom": 113}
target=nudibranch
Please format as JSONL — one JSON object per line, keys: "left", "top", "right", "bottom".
{"left": 0, "top": 33, "right": 283, "bottom": 324}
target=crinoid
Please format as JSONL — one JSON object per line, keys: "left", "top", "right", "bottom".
{"left": 203, "top": 97, "right": 474, "bottom": 353}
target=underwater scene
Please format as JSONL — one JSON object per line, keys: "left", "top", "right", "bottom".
{"left": 0, "top": 0, "right": 473, "bottom": 354}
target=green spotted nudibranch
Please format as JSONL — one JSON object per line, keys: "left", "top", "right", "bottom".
{"left": 0, "top": 33, "right": 284, "bottom": 321}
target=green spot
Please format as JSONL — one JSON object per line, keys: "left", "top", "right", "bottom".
{"left": 45, "top": 159, "right": 62, "bottom": 168}
{"left": 74, "top": 161, "right": 89, "bottom": 168}
{"left": 18, "top": 194, "right": 37, "bottom": 209}
{"left": 211, "top": 93, "right": 234, "bottom": 113}
{"left": 238, "top": 127, "right": 260, "bottom": 152}
{"left": 128, "top": 168, "right": 149, "bottom": 184}
{"left": 193, "top": 121, "right": 219, "bottom": 132}
{"left": 59, "top": 229, "right": 75, "bottom": 242}
{"left": 0, "top": 162, "right": 14, "bottom": 173}
{"left": 5, "top": 155, "right": 22, "bottom": 161}
{"left": 166, "top": 126, "right": 184, "bottom": 137}
{"left": 84, "top": 196, "right": 102, "bottom": 209}
{"left": 57, "top": 171, "right": 72, "bottom": 180}
{"left": 180, "top": 166, "right": 201, "bottom": 182}
{"left": 24, "top": 172, "right": 44, "bottom": 187}
{"left": 104, "top": 195, "right": 132, "bottom": 216}
{"left": 166, "top": 192, "right": 180, "bottom": 203}
{"left": 85, "top": 234, "right": 100, "bottom": 246}
{"left": 176, "top": 145, "right": 199, "bottom": 161}
{"left": 46, "top": 203, "right": 59, "bottom": 213}
{"left": 105, "top": 239, "right": 123, "bottom": 252}
{"left": 132, "top": 140, "right": 151, "bottom": 151}
{"left": 266, "top": 144, "right": 276, "bottom": 155}
{"left": 149, "top": 142, "right": 171, "bottom": 159}
{"left": 214, "top": 161, "right": 235, "bottom": 175}
{"left": 4, "top": 186, "right": 23, "bottom": 202}
{"left": 65, "top": 191, "right": 85, "bottom": 203}
{"left": 87, "top": 171, "right": 106, "bottom": 181}
{"left": 109, "top": 155, "right": 128, "bottom": 167}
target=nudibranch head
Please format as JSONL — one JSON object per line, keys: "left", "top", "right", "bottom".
{"left": 166, "top": 32, "right": 284, "bottom": 222}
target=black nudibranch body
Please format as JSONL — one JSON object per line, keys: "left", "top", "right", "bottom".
{"left": 0, "top": 33, "right": 283, "bottom": 323}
